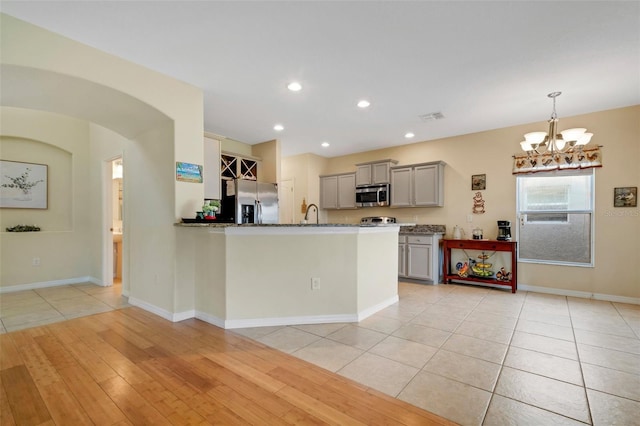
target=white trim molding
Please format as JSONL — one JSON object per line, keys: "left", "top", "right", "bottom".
{"left": 219, "top": 313, "right": 359, "bottom": 330}
{"left": 519, "top": 284, "right": 639, "bottom": 305}
{"left": 0, "top": 276, "right": 102, "bottom": 293}
{"left": 357, "top": 295, "right": 399, "bottom": 321}
{"left": 127, "top": 297, "right": 195, "bottom": 323}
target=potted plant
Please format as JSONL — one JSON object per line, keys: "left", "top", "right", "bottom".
{"left": 202, "top": 200, "right": 220, "bottom": 219}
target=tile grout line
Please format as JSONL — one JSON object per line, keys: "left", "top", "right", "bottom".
{"left": 566, "top": 295, "right": 595, "bottom": 425}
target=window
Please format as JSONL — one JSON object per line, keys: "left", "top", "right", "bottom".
{"left": 516, "top": 169, "right": 594, "bottom": 266}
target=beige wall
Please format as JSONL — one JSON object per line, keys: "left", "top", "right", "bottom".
{"left": 178, "top": 226, "right": 399, "bottom": 327}
{"left": 252, "top": 139, "right": 280, "bottom": 184}
{"left": 281, "top": 153, "right": 329, "bottom": 223}
{"left": 1, "top": 15, "right": 204, "bottom": 316}
{"left": 284, "top": 106, "right": 640, "bottom": 299}
{"left": 0, "top": 108, "right": 92, "bottom": 286}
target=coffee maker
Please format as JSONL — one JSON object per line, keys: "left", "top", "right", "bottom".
{"left": 497, "top": 220, "right": 511, "bottom": 241}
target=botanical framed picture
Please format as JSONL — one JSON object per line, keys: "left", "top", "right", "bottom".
{"left": 471, "top": 174, "right": 486, "bottom": 190}
{"left": 613, "top": 187, "right": 637, "bottom": 207}
{"left": 0, "top": 160, "right": 48, "bottom": 209}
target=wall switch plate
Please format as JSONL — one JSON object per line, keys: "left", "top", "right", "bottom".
{"left": 311, "top": 277, "right": 320, "bottom": 290}
{"left": 32, "top": 257, "right": 40, "bottom": 266}
{"left": 467, "top": 214, "right": 473, "bottom": 223}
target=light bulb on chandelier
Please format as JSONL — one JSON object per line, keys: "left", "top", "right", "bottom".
{"left": 519, "top": 92, "right": 593, "bottom": 155}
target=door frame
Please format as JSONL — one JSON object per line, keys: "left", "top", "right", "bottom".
{"left": 102, "top": 155, "right": 123, "bottom": 287}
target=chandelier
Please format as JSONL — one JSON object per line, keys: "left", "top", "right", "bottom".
{"left": 520, "top": 92, "right": 593, "bottom": 155}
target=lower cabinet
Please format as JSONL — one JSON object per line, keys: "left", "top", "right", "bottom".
{"left": 398, "top": 234, "right": 442, "bottom": 282}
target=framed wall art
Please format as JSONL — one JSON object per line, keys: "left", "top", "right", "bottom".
{"left": 614, "top": 187, "right": 637, "bottom": 207}
{"left": 471, "top": 174, "right": 486, "bottom": 190}
{"left": 176, "top": 162, "right": 203, "bottom": 183}
{"left": 0, "top": 160, "right": 48, "bottom": 209}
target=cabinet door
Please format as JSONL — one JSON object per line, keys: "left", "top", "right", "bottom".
{"left": 320, "top": 176, "right": 338, "bottom": 209}
{"left": 398, "top": 243, "right": 407, "bottom": 277}
{"left": 203, "top": 137, "right": 221, "bottom": 200}
{"left": 372, "top": 162, "right": 390, "bottom": 184}
{"left": 390, "top": 167, "right": 412, "bottom": 207}
{"left": 414, "top": 164, "right": 443, "bottom": 206}
{"left": 356, "top": 165, "right": 371, "bottom": 186}
{"left": 407, "top": 243, "right": 432, "bottom": 280}
{"left": 337, "top": 173, "right": 356, "bottom": 209}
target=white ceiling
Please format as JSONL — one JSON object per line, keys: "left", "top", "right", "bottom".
{"left": 1, "top": 1, "right": 639, "bottom": 158}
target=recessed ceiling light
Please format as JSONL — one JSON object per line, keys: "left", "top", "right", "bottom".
{"left": 273, "top": 124, "right": 284, "bottom": 131}
{"left": 287, "top": 82, "right": 302, "bottom": 92}
{"left": 405, "top": 132, "right": 415, "bottom": 139}
{"left": 357, "top": 100, "right": 370, "bottom": 108}
{"left": 321, "top": 142, "right": 330, "bottom": 148}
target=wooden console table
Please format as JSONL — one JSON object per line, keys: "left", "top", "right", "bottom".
{"left": 442, "top": 239, "right": 518, "bottom": 293}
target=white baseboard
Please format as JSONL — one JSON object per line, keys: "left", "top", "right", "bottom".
{"left": 519, "top": 284, "right": 640, "bottom": 305}
{"left": 219, "top": 313, "right": 359, "bottom": 329}
{"left": 127, "top": 297, "right": 195, "bottom": 322}
{"left": 194, "top": 311, "right": 225, "bottom": 328}
{"left": 0, "top": 276, "right": 102, "bottom": 293}
{"left": 357, "top": 295, "right": 400, "bottom": 321}
{"left": 194, "top": 295, "right": 400, "bottom": 329}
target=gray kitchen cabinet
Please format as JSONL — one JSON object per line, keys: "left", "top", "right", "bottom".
{"left": 320, "top": 172, "right": 357, "bottom": 209}
{"left": 355, "top": 160, "right": 397, "bottom": 186}
{"left": 203, "top": 136, "right": 221, "bottom": 200}
{"left": 398, "top": 236, "right": 407, "bottom": 277}
{"left": 390, "top": 161, "right": 445, "bottom": 207}
{"left": 398, "top": 234, "right": 442, "bottom": 282}
{"left": 390, "top": 166, "right": 412, "bottom": 207}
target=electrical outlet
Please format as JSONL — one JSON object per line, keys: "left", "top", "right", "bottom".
{"left": 32, "top": 257, "right": 40, "bottom": 266}
{"left": 467, "top": 214, "right": 473, "bottom": 223}
{"left": 311, "top": 277, "right": 321, "bottom": 290}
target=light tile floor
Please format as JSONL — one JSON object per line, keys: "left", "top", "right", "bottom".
{"left": 0, "top": 281, "right": 129, "bottom": 333}
{"left": 234, "top": 282, "right": 640, "bottom": 426}
{"left": 2, "top": 281, "right": 638, "bottom": 425}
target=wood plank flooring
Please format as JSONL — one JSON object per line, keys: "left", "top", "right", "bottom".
{"left": 0, "top": 307, "right": 455, "bottom": 425}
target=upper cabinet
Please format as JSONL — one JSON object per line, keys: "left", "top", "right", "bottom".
{"left": 203, "top": 136, "right": 221, "bottom": 200}
{"left": 355, "top": 159, "right": 398, "bottom": 186}
{"left": 320, "top": 172, "right": 357, "bottom": 209}
{"left": 390, "top": 161, "right": 445, "bottom": 207}
{"left": 220, "top": 152, "right": 260, "bottom": 181}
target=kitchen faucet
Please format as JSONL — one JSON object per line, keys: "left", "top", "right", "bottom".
{"left": 304, "top": 203, "right": 319, "bottom": 224}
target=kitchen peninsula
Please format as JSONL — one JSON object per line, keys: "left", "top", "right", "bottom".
{"left": 174, "top": 223, "right": 400, "bottom": 329}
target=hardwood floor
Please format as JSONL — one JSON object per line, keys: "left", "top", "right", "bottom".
{"left": 0, "top": 306, "right": 454, "bottom": 425}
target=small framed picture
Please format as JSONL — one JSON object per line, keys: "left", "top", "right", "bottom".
{"left": 614, "top": 187, "right": 637, "bottom": 207}
{"left": 0, "top": 160, "right": 48, "bottom": 209}
{"left": 471, "top": 174, "right": 486, "bottom": 190}
{"left": 176, "top": 162, "right": 203, "bottom": 183}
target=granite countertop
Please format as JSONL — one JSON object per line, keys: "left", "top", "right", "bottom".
{"left": 176, "top": 222, "right": 444, "bottom": 233}
{"left": 176, "top": 222, "right": 368, "bottom": 228}
{"left": 399, "top": 224, "right": 446, "bottom": 234}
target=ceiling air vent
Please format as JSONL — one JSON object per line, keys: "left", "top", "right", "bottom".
{"left": 419, "top": 112, "right": 445, "bottom": 122}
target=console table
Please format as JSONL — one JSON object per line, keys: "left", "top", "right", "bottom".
{"left": 442, "top": 239, "right": 518, "bottom": 293}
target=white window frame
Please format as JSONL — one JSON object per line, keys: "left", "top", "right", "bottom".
{"left": 516, "top": 168, "right": 595, "bottom": 267}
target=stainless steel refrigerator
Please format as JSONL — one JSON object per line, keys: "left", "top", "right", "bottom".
{"left": 222, "top": 179, "right": 279, "bottom": 224}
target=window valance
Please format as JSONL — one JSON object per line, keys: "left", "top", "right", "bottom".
{"left": 512, "top": 146, "right": 602, "bottom": 174}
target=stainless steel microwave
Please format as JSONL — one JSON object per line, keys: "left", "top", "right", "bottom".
{"left": 356, "top": 184, "right": 390, "bottom": 207}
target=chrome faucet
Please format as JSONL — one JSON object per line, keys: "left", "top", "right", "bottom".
{"left": 304, "top": 203, "right": 319, "bottom": 224}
